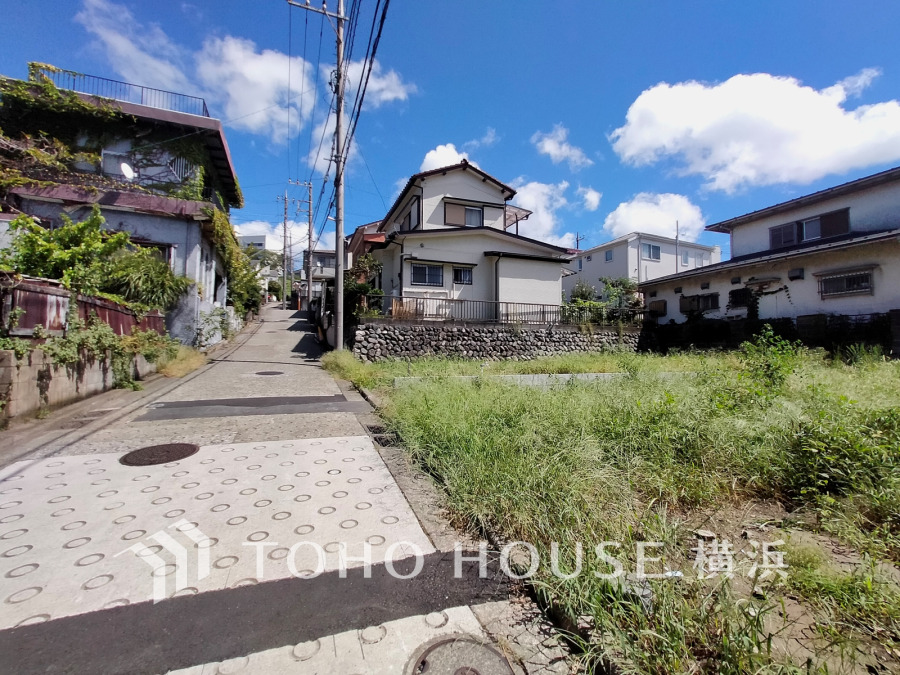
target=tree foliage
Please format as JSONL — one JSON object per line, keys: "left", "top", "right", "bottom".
{"left": 569, "top": 279, "right": 597, "bottom": 302}
{"left": 0, "top": 205, "right": 191, "bottom": 310}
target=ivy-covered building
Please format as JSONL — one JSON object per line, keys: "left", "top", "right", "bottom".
{"left": 0, "top": 64, "right": 251, "bottom": 344}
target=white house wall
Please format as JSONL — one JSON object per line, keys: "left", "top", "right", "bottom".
{"left": 730, "top": 180, "right": 900, "bottom": 257}
{"left": 419, "top": 172, "right": 507, "bottom": 230}
{"left": 497, "top": 258, "right": 563, "bottom": 305}
{"left": 643, "top": 238, "right": 900, "bottom": 323}
{"left": 563, "top": 238, "right": 719, "bottom": 299}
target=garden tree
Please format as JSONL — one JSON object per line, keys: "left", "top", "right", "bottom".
{"left": 344, "top": 253, "right": 383, "bottom": 317}
{"left": 205, "top": 208, "right": 262, "bottom": 316}
{"left": 598, "top": 276, "right": 641, "bottom": 309}
{"left": 1, "top": 205, "right": 191, "bottom": 309}
{"left": 267, "top": 280, "right": 283, "bottom": 301}
{"left": 247, "top": 247, "right": 283, "bottom": 271}
{"left": 569, "top": 279, "right": 597, "bottom": 302}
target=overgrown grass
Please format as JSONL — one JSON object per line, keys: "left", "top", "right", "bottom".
{"left": 158, "top": 345, "right": 207, "bottom": 378}
{"left": 321, "top": 347, "right": 721, "bottom": 391}
{"left": 329, "top": 334, "right": 900, "bottom": 672}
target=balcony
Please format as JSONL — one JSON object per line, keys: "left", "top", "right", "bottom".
{"left": 39, "top": 67, "right": 210, "bottom": 118}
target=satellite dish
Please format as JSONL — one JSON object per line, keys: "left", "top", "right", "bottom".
{"left": 120, "top": 162, "right": 135, "bottom": 181}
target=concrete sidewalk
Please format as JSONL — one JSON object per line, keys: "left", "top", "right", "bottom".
{"left": 0, "top": 308, "right": 568, "bottom": 674}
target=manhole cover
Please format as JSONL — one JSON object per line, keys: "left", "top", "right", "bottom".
{"left": 120, "top": 443, "right": 200, "bottom": 466}
{"left": 255, "top": 371, "right": 285, "bottom": 376}
{"left": 405, "top": 634, "right": 514, "bottom": 675}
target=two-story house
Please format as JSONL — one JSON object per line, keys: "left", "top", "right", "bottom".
{"left": 0, "top": 66, "right": 244, "bottom": 344}
{"left": 361, "top": 161, "right": 570, "bottom": 319}
{"left": 564, "top": 233, "right": 720, "bottom": 300}
{"left": 639, "top": 167, "right": 900, "bottom": 324}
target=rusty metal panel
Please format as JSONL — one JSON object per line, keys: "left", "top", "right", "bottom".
{"left": 5, "top": 285, "right": 69, "bottom": 336}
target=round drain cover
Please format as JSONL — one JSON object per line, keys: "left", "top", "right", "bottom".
{"left": 404, "top": 634, "right": 514, "bottom": 675}
{"left": 255, "top": 371, "right": 284, "bottom": 376}
{"left": 120, "top": 443, "right": 200, "bottom": 466}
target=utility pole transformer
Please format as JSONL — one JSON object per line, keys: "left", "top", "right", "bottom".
{"left": 286, "top": 0, "right": 347, "bottom": 350}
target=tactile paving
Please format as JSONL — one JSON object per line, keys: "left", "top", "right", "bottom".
{"left": 0, "top": 436, "right": 433, "bottom": 629}
{"left": 169, "top": 605, "right": 487, "bottom": 675}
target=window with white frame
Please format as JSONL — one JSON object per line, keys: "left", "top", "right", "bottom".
{"left": 817, "top": 268, "right": 874, "bottom": 298}
{"left": 641, "top": 243, "right": 661, "bottom": 261}
{"left": 800, "top": 217, "right": 820, "bottom": 241}
{"left": 681, "top": 251, "right": 689, "bottom": 266}
{"left": 605, "top": 250, "right": 613, "bottom": 262}
{"left": 411, "top": 263, "right": 443, "bottom": 286}
{"left": 452, "top": 267, "right": 473, "bottom": 285}
{"left": 577, "top": 258, "right": 583, "bottom": 271}
{"left": 464, "top": 207, "right": 483, "bottom": 227}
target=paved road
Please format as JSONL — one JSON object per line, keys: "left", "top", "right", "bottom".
{"left": 0, "top": 308, "right": 546, "bottom": 674}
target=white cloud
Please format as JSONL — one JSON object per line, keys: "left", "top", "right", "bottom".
{"left": 195, "top": 36, "right": 315, "bottom": 144}
{"left": 463, "top": 127, "right": 498, "bottom": 152}
{"left": 509, "top": 179, "right": 575, "bottom": 248}
{"left": 233, "top": 220, "right": 279, "bottom": 238}
{"left": 346, "top": 59, "right": 416, "bottom": 109}
{"left": 74, "top": 0, "right": 413, "bottom": 148}
{"left": 577, "top": 186, "right": 602, "bottom": 211}
{"left": 610, "top": 69, "right": 900, "bottom": 192}
{"left": 75, "top": 0, "right": 192, "bottom": 93}
{"left": 531, "top": 124, "right": 593, "bottom": 171}
{"left": 314, "top": 230, "right": 336, "bottom": 251}
{"left": 602, "top": 193, "right": 705, "bottom": 241}
{"left": 419, "top": 143, "right": 472, "bottom": 172}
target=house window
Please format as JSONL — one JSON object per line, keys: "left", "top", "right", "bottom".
{"left": 586, "top": 255, "right": 592, "bottom": 262}
{"left": 465, "top": 207, "right": 483, "bottom": 227}
{"left": 818, "top": 269, "right": 873, "bottom": 298}
{"left": 769, "top": 223, "right": 797, "bottom": 249}
{"left": 641, "top": 243, "right": 661, "bottom": 261}
{"left": 800, "top": 217, "right": 820, "bottom": 241}
{"left": 679, "top": 293, "right": 720, "bottom": 313}
{"left": 452, "top": 267, "right": 473, "bottom": 285}
{"left": 411, "top": 263, "right": 443, "bottom": 286}
{"left": 648, "top": 299, "right": 667, "bottom": 317}
{"left": 681, "top": 251, "right": 689, "bottom": 266}
{"left": 696, "top": 252, "right": 704, "bottom": 266}
{"left": 605, "top": 250, "right": 613, "bottom": 262}
{"left": 728, "top": 288, "right": 752, "bottom": 308}
{"left": 577, "top": 258, "right": 583, "bottom": 271}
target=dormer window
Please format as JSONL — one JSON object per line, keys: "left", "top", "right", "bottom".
{"left": 769, "top": 208, "right": 849, "bottom": 250}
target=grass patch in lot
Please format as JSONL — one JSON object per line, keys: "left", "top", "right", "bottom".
{"left": 158, "top": 345, "right": 207, "bottom": 378}
{"left": 330, "top": 331, "right": 900, "bottom": 672}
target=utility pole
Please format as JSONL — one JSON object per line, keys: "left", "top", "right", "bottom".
{"left": 287, "top": 0, "right": 347, "bottom": 349}
{"left": 575, "top": 232, "right": 586, "bottom": 250}
{"left": 280, "top": 189, "right": 288, "bottom": 310}
{"left": 306, "top": 182, "right": 313, "bottom": 313}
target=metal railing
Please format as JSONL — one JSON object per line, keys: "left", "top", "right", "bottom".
{"left": 39, "top": 67, "right": 210, "bottom": 117}
{"left": 359, "top": 295, "right": 645, "bottom": 326}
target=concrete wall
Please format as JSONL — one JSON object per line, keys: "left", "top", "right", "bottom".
{"left": 351, "top": 322, "right": 640, "bottom": 362}
{"left": 730, "top": 180, "right": 900, "bottom": 257}
{"left": 0, "top": 349, "right": 155, "bottom": 419}
{"left": 642, "top": 237, "right": 900, "bottom": 323}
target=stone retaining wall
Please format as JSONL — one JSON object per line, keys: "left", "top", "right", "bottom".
{"left": 351, "top": 322, "right": 640, "bottom": 362}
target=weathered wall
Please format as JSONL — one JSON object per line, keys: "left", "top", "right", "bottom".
{"left": 351, "top": 322, "right": 640, "bottom": 362}
{"left": 0, "top": 350, "right": 156, "bottom": 419}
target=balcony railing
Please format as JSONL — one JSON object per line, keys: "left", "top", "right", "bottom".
{"left": 39, "top": 67, "right": 210, "bottom": 117}
{"left": 359, "top": 295, "right": 645, "bottom": 326}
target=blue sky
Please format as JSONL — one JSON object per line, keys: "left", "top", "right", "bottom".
{"left": 4, "top": 1, "right": 900, "bottom": 261}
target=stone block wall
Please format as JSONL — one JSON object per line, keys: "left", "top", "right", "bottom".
{"left": 351, "top": 322, "right": 640, "bottom": 362}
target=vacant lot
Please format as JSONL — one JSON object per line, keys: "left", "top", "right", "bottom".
{"left": 326, "top": 332, "right": 900, "bottom": 673}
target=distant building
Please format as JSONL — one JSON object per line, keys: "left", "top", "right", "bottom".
{"left": 563, "top": 233, "right": 720, "bottom": 300}
{"left": 237, "top": 234, "right": 281, "bottom": 252}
